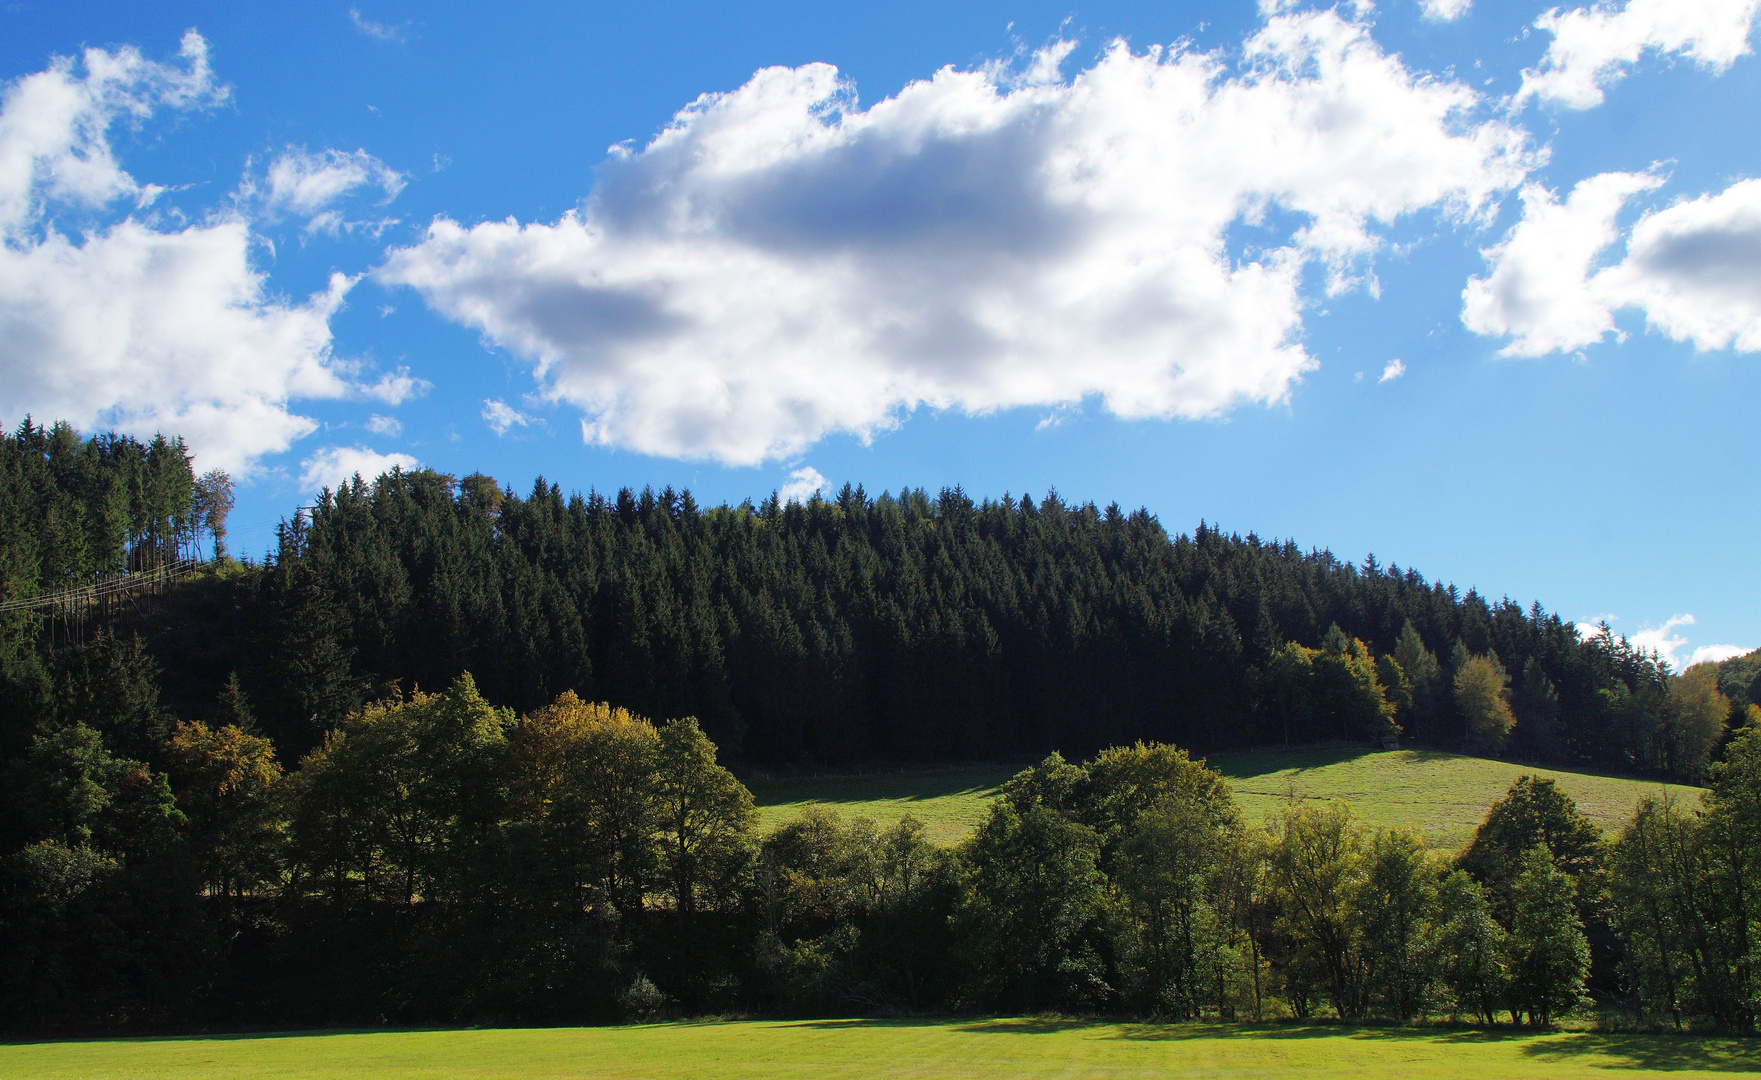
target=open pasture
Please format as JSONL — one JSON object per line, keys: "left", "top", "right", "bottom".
{"left": 749, "top": 765, "right": 1014, "bottom": 845}
{"left": 748, "top": 749, "right": 1697, "bottom": 851}
{"left": 1215, "top": 747, "right": 1694, "bottom": 850}
{"left": 5, "top": 1018, "right": 1757, "bottom": 1079}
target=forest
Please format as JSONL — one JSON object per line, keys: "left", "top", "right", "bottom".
{"left": 2, "top": 419, "right": 1759, "bottom": 1034}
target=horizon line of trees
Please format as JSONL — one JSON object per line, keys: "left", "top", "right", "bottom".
{"left": 6, "top": 422, "right": 1755, "bottom": 787}
{"left": 4, "top": 668, "right": 1760, "bottom": 1034}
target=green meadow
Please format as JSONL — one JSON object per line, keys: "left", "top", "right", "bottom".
{"left": 749, "top": 765, "right": 1015, "bottom": 845}
{"left": 5, "top": 1019, "right": 1758, "bottom": 1080}
{"left": 748, "top": 748, "right": 1695, "bottom": 850}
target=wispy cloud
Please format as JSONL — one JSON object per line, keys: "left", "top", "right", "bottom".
{"left": 349, "top": 8, "right": 410, "bottom": 43}
{"left": 361, "top": 367, "right": 431, "bottom": 406}
{"left": 1379, "top": 358, "right": 1406, "bottom": 382}
{"left": 1418, "top": 0, "right": 1473, "bottom": 22}
{"left": 482, "top": 398, "right": 534, "bottom": 435}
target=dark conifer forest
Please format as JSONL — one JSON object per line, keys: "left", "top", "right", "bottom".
{"left": 3, "top": 419, "right": 1759, "bottom": 1035}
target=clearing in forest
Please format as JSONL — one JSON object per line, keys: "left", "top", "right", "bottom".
{"left": 4, "top": 1018, "right": 1755, "bottom": 1079}
{"left": 748, "top": 747, "right": 1695, "bottom": 850}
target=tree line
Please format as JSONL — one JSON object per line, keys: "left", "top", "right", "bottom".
{"left": 4, "top": 421, "right": 1761, "bottom": 1033}
{"left": 6, "top": 422, "right": 1756, "bottom": 781}
{"left": 4, "top": 668, "right": 1760, "bottom": 1033}
{"left": 4, "top": 456, "right": 1733, "bottom": 783}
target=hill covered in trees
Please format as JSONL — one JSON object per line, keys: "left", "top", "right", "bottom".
{"left": 3, "top": 419, "right": 1754, "bottom": 782}
{"left": 3, "top": 420, "right": 1761, "bottom": 1035}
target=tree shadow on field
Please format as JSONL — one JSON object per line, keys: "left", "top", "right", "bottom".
{"left": 1105, "top": 1023, "right": 1529, "bottom": 1044}
{"left": 1520, "top": 1033, "right": 1761, "bottom": 1073}
{"left": 0, "top": 1027, "right": 446, "bottom": 1048}
{"left": 748, "top": 766, "right": 1013, "bottom": 810}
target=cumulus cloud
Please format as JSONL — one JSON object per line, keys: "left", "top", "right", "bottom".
{"left": 1379, "top": 358, "right": 1406, "bottom": 381}
{"left": 1462, "top": 171, "right": 1662, "bottom": 355}
{"left": 299, "top": 444, "right": 419, "bottom": 493}
{"left": 779, "top": 466, "right": 831, "bottom": 503}
{"left": 1464, "top": 172, "right": 1761, "bottom": 355}
{"left": 1519, "top": 0, "right": 1761, "bottom": 109}
{"left": 482, "top": 398, "right": 534, "bottom": 435}
{"left": 365, "top": 413, "right": 402, "bottom": 436}
{"left": 381, "top": 13, "right": 1531, "bottom": 464}
{"left": 1598, "top": 178, "right": 1761, "bottom": 351}
{"left": 0, "top": 35, "right": 392, "bottom": 472}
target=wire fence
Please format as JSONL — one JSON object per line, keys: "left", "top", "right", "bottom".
{"left": 0, "top": 559, "right": 200, "bottom": 645}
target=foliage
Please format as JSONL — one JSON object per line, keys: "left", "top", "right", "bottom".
{"left": 1456, "top": 653, "right": 1515, "bottom": 755}
{"left": 1501, "top": 846, "right": 1591, "bottom": 1025}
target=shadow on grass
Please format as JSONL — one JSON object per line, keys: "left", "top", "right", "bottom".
{"left": 1519, "top": 1033, "right": 1761, "bottom": 1073}
{"left": 749, "top": 766, "right": 1014, "bottom": 808}
{"left": 1210, "top": 746, "right": 1381, "bottom": 781}
{"left": 0, "top": 1027, "right": 452, "bottom": 1047}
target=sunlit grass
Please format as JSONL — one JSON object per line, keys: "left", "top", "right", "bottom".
{"left": 1215, "top": 747, "right": 1694, "bottom": 851}
{"left": 749, "top": 765, "right": 1014, "bottom": 846}
{"left": 5, "top": 1018, "right": 1757, "bottom": 1079}
{"left": 748, "top": 748, "right": 1696, "bottom": 851}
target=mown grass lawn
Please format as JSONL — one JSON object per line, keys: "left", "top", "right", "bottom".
{"left": 747, "top": 749, "right": 1696, "bottom": 852}
{"left": 5, "top": 1019, "right": 1758, "bottom": 1080}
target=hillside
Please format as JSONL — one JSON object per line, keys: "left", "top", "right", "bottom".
{"left": 750, "top": 748, "right": 1697, "bottom": 850}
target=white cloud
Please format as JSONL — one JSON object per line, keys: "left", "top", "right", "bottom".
{"left": 239, "top": 146, "right": 405, "bottom": 232}
{"left": 1418, "top": 0, "right": 1473, "bottom": 22}
{"left": 0, "top": 227, "right": 354, "bottom": 472}
{"left": 1519, "top": 0, "right": 1761, "bottom": 110}
{"left": 0, "top": 36, "right": 406, "bottom": 473}
{"left": 348, "top": 8, "right": 410, "bottom": 43}
{"left": 360, "top": 365, "right": 430, "bottom": 405}
{"left": 1462, "top": 171, "right": 1662, "bottom": 355}
{"left": 1578, "top": 613, "right": 1752, "bottom": 672}
{"left": 0, "top": 30, "right": 224, "bottom": 236}
{"left": 1689, "top": 643, "right": 1752, "bottom": 666}
{"left": 381, "top": 13, "right": 1531, "bottom": 464}
{"left": 482, "top": 398, "right": 534, "bottom": 435}
{"left": 365, "top": 413, "right": 401, "bottom": 436}
{"left": 1379, "top": 358, "right": 1406, "bottom": 381}
{"left": 779, "top": 466, "right": 831, "bottom": 503}
{"left": 1598, "top": 178, "right": 1761, "bottom": 352}
{"left": 299, "top": 444, "right": 419, "bottom": 492}
{"left": 1464, "top": 172, "right": 1761, "bottom": 356}
{"left": 1627, "top": 613, "right": 1697, "bottom": 669}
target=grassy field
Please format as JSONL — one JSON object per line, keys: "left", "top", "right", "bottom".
{"left": 6, "top": 1019, "right": 1758, "bottom": 1079}
{"left": 749, "top": 766, "right": 1015, "bottom": 846}
{"left": 747, "top": 749, "right": 1697, "bottom": 851}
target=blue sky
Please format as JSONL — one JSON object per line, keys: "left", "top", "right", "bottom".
{"left": 2, "top": 0, "right": 1757, "bottom": 667}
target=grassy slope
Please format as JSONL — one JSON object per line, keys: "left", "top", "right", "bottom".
{"left": 5, "top": 1020, "right": 1757, "bottom": 1079}
{"left": 1215, "top": 748, "right": 1693, "bottom": 850}
{"left": 749, "top": 766, "right": 1015, "bottom": 846}
{"left": 748, "top": 749, "right": 1697, "bottom": 851}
